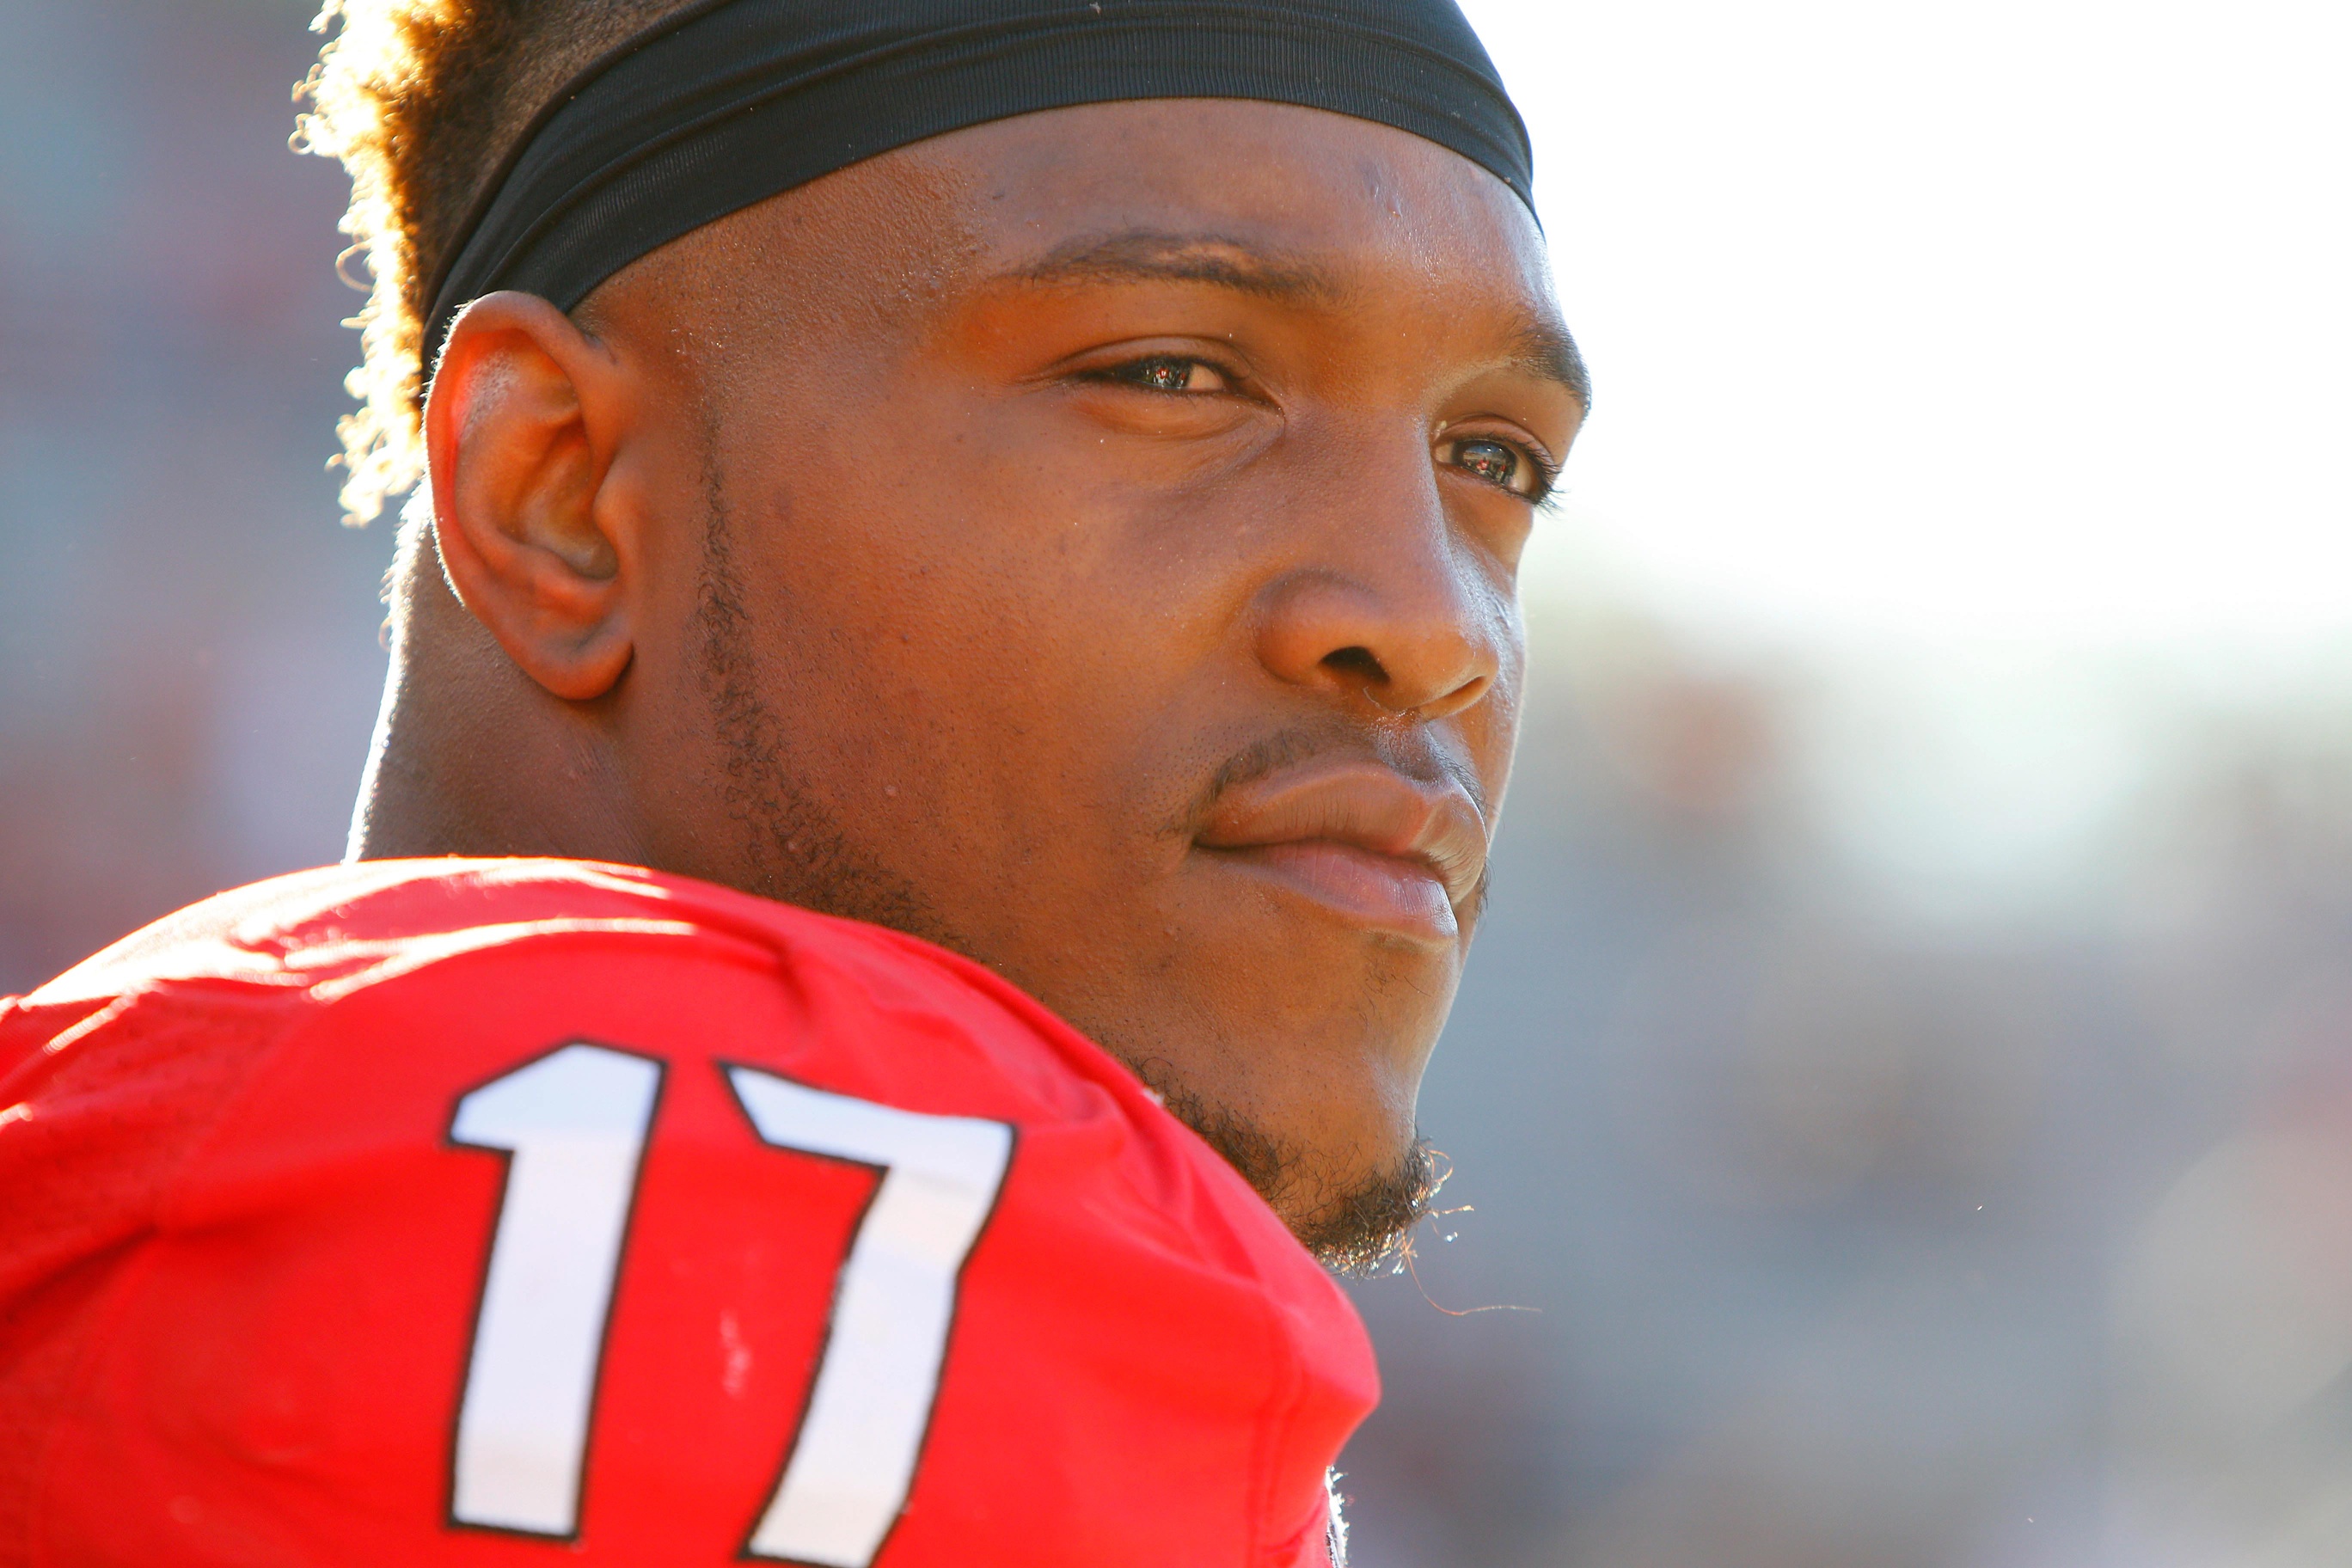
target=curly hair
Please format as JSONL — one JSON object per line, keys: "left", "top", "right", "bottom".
{"left": 293, "top": 1, "right": 692, "bottom": 524}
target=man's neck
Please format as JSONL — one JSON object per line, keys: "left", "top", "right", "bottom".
{"left": 348, "top": 533, "right": 646, "bottom": 869}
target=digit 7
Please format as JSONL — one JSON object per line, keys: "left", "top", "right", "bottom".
{"left": 723, "top": 1063, "right": 1015, "bottom": 1565}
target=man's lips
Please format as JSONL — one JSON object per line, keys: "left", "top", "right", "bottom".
{"left": 1191, "top": 761, "right": 1489, "bottom": 943}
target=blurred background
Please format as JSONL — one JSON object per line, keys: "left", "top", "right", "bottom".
{"left": 3, "top": 1, "right": 2350, "bottom": 1563}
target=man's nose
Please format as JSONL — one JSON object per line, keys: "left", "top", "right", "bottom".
{"left": 1252, "top": 441, "right": 1506, "bottom": 721}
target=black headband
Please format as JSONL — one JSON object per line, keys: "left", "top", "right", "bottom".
{"left": 421, "top": 0, "right": 1534, "bottom": 364}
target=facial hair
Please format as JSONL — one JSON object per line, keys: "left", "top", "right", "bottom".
{"left": 695, "top": 450, "right": 1441, "bottom": 1272}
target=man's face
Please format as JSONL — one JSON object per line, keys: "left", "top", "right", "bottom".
{"left": 581, "top": 99, "right": 1583, "bottom": 1258}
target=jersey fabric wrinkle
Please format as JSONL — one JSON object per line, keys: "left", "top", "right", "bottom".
{"left": 0, "top": 858, "right": 1376, "bottom": 1566}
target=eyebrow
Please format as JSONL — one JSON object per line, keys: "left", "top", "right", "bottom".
{"left": 1015, "top": 230, "right": 1344, "bottom": 303}
{"left": 1513, "top": 318, "right": 1593, "bottom": 412}
{"left": 1012, "top": 230, "right": 1592, "bottom": 410}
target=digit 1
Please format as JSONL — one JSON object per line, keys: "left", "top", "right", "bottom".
{"left": 724, "top": 1066, "right": 1014, "bottom": 1568}
{"left": 448, "top": 1044, "right": 664, "bottom": 1537}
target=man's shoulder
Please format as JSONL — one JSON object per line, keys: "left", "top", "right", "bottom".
{"left": 0, "top": 861, "right": 1373, "bottom": 1565}
{"left": 20, "top": 856, "right": 994, "bottom": 1011}
{"left": 6, "top": 858, "right": 1103, "bottom": 1107}
{"left": 0, "top": 855, "right": 1173, "bottom": 1302}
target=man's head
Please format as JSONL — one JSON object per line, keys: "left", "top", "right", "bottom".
{"left": 306, "top": 1, "right": 1585, "bottom": 1270}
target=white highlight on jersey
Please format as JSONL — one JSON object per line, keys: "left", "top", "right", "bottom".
{"left": 448, "top": 1044, "right": 661, "bottom": 1537}
{"left": 726, "top": 1066, "right": 1014, "bottom": 1567}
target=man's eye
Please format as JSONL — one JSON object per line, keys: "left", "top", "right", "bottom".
{"left": 1106, "top": 356, "right": 1229, "bottom": 395}
{"left": 1442, "top": 437, "right": 1540, "bottom": 496}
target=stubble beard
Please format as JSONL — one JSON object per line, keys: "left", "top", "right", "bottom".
{"left": 693, "top": 457, "right": 1439, "bottom": 1273}
{"left": 1129, "top": 1055, "right": 1443, "bottom": 1277}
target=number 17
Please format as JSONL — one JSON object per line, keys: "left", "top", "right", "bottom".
{"left": 446, "top": 1044, "right": 1015, "bottom": 1566}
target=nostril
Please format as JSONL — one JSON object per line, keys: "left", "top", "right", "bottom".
{"left": 1321, "top": 646, "right": 1388, "bottom": 684}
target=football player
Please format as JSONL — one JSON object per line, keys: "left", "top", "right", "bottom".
{"left": 0, "top": 1, "right": 1586, "bottom": 1562}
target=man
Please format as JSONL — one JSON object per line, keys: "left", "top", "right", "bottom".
{"left": 0, "top": 0, "right": 1584, "bottom": 1562}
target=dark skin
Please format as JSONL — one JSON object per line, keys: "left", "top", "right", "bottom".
{"left": 354, "top": 99, "right": 1585, "bottom": 1259}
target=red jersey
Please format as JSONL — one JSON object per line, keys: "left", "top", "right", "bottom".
{"left": 0, "top": 859, "right": 1375, "bottom": 1566}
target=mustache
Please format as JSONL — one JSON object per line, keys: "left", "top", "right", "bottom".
{"left": 1164, "top": 725, "right": 1491, "bottom": 842}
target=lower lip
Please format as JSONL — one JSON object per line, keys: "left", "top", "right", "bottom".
{"left": 1199, "top": 841, "right": 1461, "bottom": 943}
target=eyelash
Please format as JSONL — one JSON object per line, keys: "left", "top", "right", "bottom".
{"left": 1443, "top": 434, "right": 1563, "bottom": 506}
{"left": 1090, "top": 353, "right": 1239, "bottom": 396}
{"left": 1091, "top": 353, "right": 1560, "bottom": 505}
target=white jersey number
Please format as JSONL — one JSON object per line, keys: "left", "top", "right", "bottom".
{"left": 447, "top": 1044, "right": 1015, "bottom": 1566}
{"left": 449, "top": 1044, "right": 662, "bottom": 1539}
{"left": 726, "top": 1065, "right": 1015, "bottom": 1565}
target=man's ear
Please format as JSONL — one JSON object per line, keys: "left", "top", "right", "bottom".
{"left": 424, "top": 291, "right": 640, "bottom": 702}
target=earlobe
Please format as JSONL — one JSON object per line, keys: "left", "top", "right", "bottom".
{"left": 425, "top": 291, "right": 639, "bottom": 703}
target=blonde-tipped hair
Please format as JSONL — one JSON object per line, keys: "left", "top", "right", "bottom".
{"left": 293, "top": 0, "right": 691, "bottom": 524}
